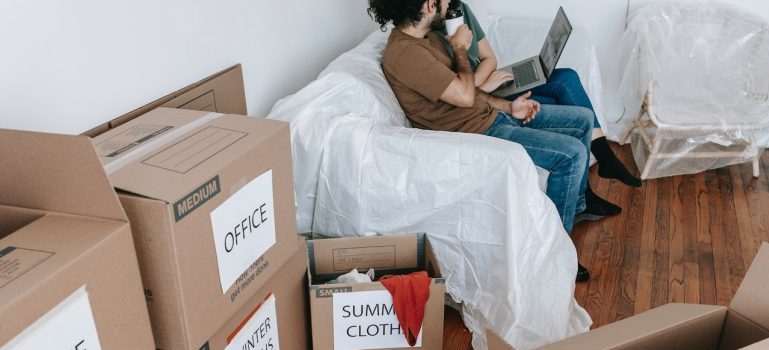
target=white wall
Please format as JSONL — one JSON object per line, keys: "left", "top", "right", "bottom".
{"left": 0, "top": 0, "right": 378, "bottom": 134}
{"left": 481, "top": 0, "right": 630, "bottom": 81}
{"left": 479, "top": 0, "right": 631, "bottom": 120}
{"left": 3, "top": 1, "right": 768, "bottom": 135}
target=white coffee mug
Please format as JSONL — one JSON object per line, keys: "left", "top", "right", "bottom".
{"left": 445, "top": 16, "right": 464, "bottom": 36}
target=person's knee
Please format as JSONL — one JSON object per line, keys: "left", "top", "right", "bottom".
{"left": 572, "top": 106, "right": 594, "bottom": 132}
{"left": 569, "top": 136, "right": 587, "bottom": 157}
{"left": 561, "top": 68, "right": 580, "bottom": 81}
{"left": 555, "top": 137, "right": 587, "bottom": 171}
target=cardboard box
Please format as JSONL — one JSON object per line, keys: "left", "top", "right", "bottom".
{"left": 307, "top": 233, "right": 445, "bottom": 350}
{"left": 0, "top": 129, "right": 154, "bottom": 349}
{"left": 743, "top": 338, "right": 769, "bottom": 350}
{"left": 91, "top": 107, "right": 298, "bottom": 350}
{"left": 532, "top": 242, "right": 769, "bottom": 350}
{"left": 81, "top": 64, "right": 246, "bottom": 138}
{"left": 200, "top": 237, "right": 310, "bottom": 350}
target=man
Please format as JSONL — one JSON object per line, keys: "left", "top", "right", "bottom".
{"left": 368, "top": 0, "right": 617, "bottom": 281}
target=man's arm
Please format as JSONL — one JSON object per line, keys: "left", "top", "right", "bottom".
{"left": 485, "top": 91, "right": 540, "bottom": 124}
{"left": 439, "top": 25, "right": 476, "bottom": 108}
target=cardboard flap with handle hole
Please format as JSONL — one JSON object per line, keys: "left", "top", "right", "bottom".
{"left": 0, "top": 129, "right": 126, "bottom": 222}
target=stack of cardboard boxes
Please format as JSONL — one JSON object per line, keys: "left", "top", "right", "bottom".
{"left": 1, "top": 65, "right": 311, "bottom": 349}
{"left": 1, "top": 65, "right": 453, "bottom": 350}
{"left": 0, "top": 130, "right": 155, "bottom": 349}
{"left": 91, "top": 106, "right": 310, "bottom": 350}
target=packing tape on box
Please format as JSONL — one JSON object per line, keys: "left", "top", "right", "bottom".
{"left": 104, "top": 112, "right": 224, "bottom": 175}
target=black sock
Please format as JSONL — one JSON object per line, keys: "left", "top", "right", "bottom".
{"left": 591, "top": 136, "right": 642, "bottom": 187}
{"left": 586, "top": 185, "right": 621, "bottom": 215}
{"left": 577, "top": 263, "right": 590, "bottom": 282}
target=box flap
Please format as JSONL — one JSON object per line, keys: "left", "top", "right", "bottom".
{"left": 0, "top": 206, "right": 45, "bottom": 240}
{"left": 537, "top": 303, "right": 727, "bottom": 350}
{"left": 731, "top": 242, "right": 769, "bottom": 330}
{"left": 81, "top": 64, "right": 246, "bottom": 138}
{"left": 740, "top": 337, "right": 769, "bottom": 349}
{"left": 92, "top": 108, "right": 287, "bottom": 203}
{"left": 107, "top": 64, "right": 246, "bottom": 131}
{"left": 307, "top": 233, "right": 424, "bottom": 282}
{"left": 0, "top": 129, "right": 126, "bottom": 221}
{"left": 720, "top": 309, "right": 769, "bottom": 350}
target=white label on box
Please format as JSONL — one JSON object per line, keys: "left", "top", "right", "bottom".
{"left": 2, "top": 286, "right": 101, "bottom": 350}
{"left": 226, "top": 294, "right": 280, "bottom": 350}
{"left": 211, "top": 170, "right": 277, "bottom": 293}
{"left": 332, "top": 290, "right": 422, "bottom": 350}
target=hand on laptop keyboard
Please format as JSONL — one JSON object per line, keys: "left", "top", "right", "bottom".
{"left": 480, "top": 69, "right": 515, "bottom": 93}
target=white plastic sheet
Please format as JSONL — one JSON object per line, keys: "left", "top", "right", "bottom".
{"left": 615, "top": 2, "right": 769, "bottom": 178}
{"left": 267, "top": 16, "right": 592, "bottom": 350}
{"left": 313, "top": 114, "right": 591, "bottom": 349}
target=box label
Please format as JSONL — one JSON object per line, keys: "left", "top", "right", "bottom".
{"left": 0, "top": 246, "right": 54, "bottom": 288}
{"left": 229, "top": 256, "right": 270, "bottom": 303}
{"left": 2, "top": 286, "right": 101, "bottom": 349}
{"left": 94, "top": 124, "right": 174, "bottom": 157}
{"left": 174, "top": 176, "right": 221, "bottom": 222}
{"left": 332, "top": 290, "right": 421, "bottom": 350}
{"left": 211, "top": 170, "right": 277, "bottom": 293}
{"left": 142, "top": 126, "right": 247, "bottom": 173}
{"left": 332, "top": 245, "right": 396, "bottom": 272}
{"left": 226, "top": 294, "right": 280, "bottom": 350}
{"left": 316, "top": 286, "right": 353, "bottom": 298}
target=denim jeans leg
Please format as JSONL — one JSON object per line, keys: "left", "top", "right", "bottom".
{"left": 526, "top": 105, "right": 594, "bottom": 215}
{"left": 483, "top": 110, "right": 589, "bottom": 233}
{"left": 531, "top": 68, "right": 601, "bottom": 128}
{"left": 507, "top": 68, "right": 601, "bottom": 128}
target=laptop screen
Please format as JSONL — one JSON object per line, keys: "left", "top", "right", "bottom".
{"left": 540, "top": 7, "right": 573, "bottom": 79}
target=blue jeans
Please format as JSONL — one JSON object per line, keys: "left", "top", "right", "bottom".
{"left": 483, "top": 106, "right": 593, "bottom": 233}
{"left": 507, "top": 68, "right": 601, "bottom": 128}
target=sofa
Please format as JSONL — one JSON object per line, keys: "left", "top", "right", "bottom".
{"left": 266, "top": 5, "right": 605, "bottom": 349}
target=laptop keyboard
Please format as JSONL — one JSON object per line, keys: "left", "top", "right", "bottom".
{"left": 512, "top": 60, "right": 539, "bottom": 87}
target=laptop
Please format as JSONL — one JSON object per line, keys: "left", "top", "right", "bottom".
{"left": 491, "top": 7, "right": 573, "bottom": 97}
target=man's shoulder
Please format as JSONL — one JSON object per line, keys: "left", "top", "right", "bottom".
{"left": 385, "top": 29, "right": 421, "bottom": 52}
{"left": 383, "top": 30, "right": 429, "bottom": 66}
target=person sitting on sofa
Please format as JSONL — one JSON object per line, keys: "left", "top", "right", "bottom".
{"left": 367, "top": 0, "right": 617, "bottom": 281}
{"left": 433, "top": 0, "right": 643, "bottom": 193}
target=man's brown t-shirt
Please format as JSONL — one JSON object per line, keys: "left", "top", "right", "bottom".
{"left": 381, "top": 28, "right": 496, "bottom": 133}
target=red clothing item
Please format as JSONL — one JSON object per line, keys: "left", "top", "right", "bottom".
{"left": 379, "top": 271, "right": 432, "bottom": 346}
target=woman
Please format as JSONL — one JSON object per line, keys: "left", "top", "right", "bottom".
{"left": 435, "top": 2, "right": 641, "bottom": 191}
{"left": 434, "top": 1, "right": 642, "bottom": 281}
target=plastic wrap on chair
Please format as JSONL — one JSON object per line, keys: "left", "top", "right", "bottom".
{"left": 615, "top": 2, "right": 769, "bottom": 178}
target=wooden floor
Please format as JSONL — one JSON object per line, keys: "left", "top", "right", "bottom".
{"left": 443, "top": 143, "right": 769, "bottom": 349}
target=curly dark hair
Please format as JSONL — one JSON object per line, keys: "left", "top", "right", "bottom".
{"left": 367, "top": 0, "right": 430, "bottom": 31}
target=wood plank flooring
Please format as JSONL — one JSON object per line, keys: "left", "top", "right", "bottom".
{"left": 443, "top": 143, "right": 769, "bottom": 349}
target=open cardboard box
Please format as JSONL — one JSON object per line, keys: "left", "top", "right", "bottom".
{"left": 0, "top": 129, "right": 154, "bottom": 349}
{"left": 91, "top": 107, "right": 298, "bottom": 350}
{"left": 530, "top": 242, "right": 769, "bottom": 350}
{"left": 81, "top": 64, "right": 246, "bottom": 138}
{"left": 307, "top": 233, "right": 445, "bottom": 350}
